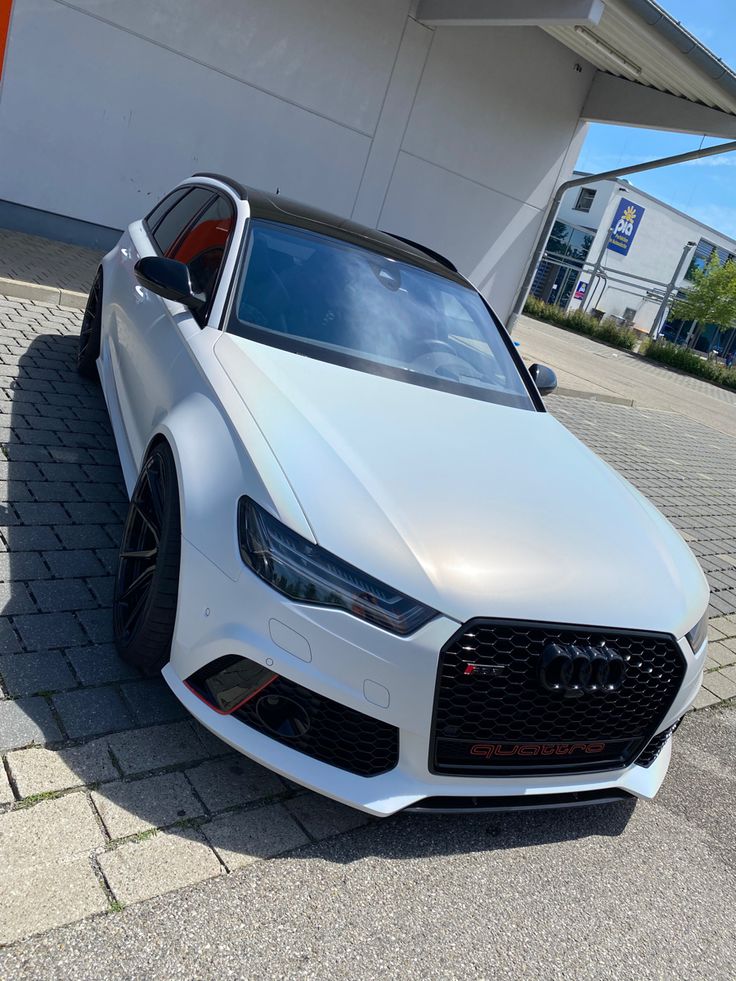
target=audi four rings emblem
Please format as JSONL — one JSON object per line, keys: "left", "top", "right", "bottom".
{"left": 538, "top": 642, "right": 626, "bottom": 694}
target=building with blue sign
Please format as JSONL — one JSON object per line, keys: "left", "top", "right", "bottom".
{"left": 607, "top": 198, "right": 646, "bottom": 255}
{"left": 531, "top": 172, "right": 736, "bottom": 351}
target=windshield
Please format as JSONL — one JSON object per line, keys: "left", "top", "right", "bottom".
{"left": 228, "top": 220, "right": 534, "bottom": 410}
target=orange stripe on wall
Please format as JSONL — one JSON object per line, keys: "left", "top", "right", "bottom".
{"left": 0, "top": 0, "right": 13, "bottom": 81}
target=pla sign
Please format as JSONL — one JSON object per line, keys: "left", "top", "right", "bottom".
{"left": 607, "top": 198, "right": 645, "bottom": 256}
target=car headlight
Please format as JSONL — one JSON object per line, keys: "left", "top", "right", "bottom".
{"left": 686, "top": 611, "right": 708, "bottom": 654}
{"left": 237, "top": 497, "right": 438, "bottom": 636}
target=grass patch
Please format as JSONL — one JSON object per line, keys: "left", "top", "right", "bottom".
{"left": 130, "top": 827, "right": 158, "bottom": 843}
{"left": 172, "top": 816, "right": 199, "bottom": 830}
{"left": 524, "top": 296, "right": 638, "bottom": 351}
{"left": 16, "top": 790, "right": 63, "bottom": 809}
{"left": 106, "top": 827, "right": 159, "bottom": 849}
{"left": 108, "top": 900, "right": 126, "bottom": 914}
{"left": 640, "top": 339, "right": 736, "bottom": 392}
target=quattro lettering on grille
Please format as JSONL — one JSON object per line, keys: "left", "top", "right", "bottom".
{"left": 469, "top": 741, "right": 607, "bottom": 758}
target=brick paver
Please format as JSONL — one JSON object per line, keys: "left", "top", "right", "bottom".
{"left": 92, "top": 771, "right": 205, "bottom": 839}
{"left": 7, "top": 740, "right": 118, "bottom": 797}
{"left": 1, "top": 860, "right": 107, "bottom": 945}
{"left": 0, "top": 289, "right": 735, "bottom": 945}
{"left": 0, "top": 793, "right": 104, "bottom": 873}
{"left": 185, "top": 756, "right": 286, "bottom": 812}
{"left": 284, "top": 792, "right": 371, "bottom": 839}
{"left": 0, "top": 765, "right": 13, "bottom": 805}
{"left": 0, "top": 229, "right": 103, "bottom": 294}
{"left": 97, "top": 829, "right": 223, "bottom": 906}
{"left": 0, "top": 697, "right": 62, "bottom": 751}
{"left": 204, "top": 802, "right": 310, "bottom": 871}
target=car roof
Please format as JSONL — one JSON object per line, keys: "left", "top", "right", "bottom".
{"left": 191, "top": 173, "right": 464, "bottom": 284}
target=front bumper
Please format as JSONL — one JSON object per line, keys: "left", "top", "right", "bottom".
{"left": 165, "top": 538, "right": 706, "bottom": 816}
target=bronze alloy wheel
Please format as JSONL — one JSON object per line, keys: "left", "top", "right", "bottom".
{"left": 77, "top": 271, "right": 103, "bottom": 379}
{"left": 113, "top": 443, "right": 181, "bottom": 675}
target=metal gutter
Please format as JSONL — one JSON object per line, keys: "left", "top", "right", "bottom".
{"left": 617, "top": 0, "right": 736, "bottom": 100}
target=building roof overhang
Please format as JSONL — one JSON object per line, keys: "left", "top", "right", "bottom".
{"left": 417, "top": 0, "right": 736, "bottom": 138}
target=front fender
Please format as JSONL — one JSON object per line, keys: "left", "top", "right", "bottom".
{"left": 151, "top": 391, "right": 310, "bottom": 582}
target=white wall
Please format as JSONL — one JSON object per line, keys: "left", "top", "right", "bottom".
{"left": 0, "top": 0, "right": 406, "bottom": 225}
{"left": 0, "top": 0, "right": 595, "bottom": 319}
{"left": 377, "top": 26, "right": 594, "bottom": 319}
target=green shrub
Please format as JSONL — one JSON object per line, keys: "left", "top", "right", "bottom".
{"left": 523, "top": 297, "right": 638, "bottom": 351}
{"left": 639, "top": 339, "right": 736, "bottom": 391}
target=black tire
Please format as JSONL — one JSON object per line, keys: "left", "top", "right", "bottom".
{"left": 77, "top": 270, "right": 103, "bottom": 380}
{"left": 113, "top": 442, "right": 181, "bottom": 676}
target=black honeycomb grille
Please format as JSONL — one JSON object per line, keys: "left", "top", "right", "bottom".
{"left": 635, "top": 716, "right": 683, "bottom": 767}
{"left": 431, "top": 619, "right": 686, "bottom": 776}
{"left": 635, "top": 730, "right": 671, "bottom": 768}
{"left": 235, "top": 675, "right": 399, "bottom": 777}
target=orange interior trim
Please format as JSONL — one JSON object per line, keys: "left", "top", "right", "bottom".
{"left": 170, "top": 218, "right": 233, "bottom": 263}
{"left": 0, "top": 0, "right": 13, "bottom": 82}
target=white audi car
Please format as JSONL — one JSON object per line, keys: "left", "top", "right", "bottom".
{"left": 79, "top": 173, "right": 709, "bottom": 815}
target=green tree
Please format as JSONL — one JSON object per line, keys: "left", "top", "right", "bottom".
{"left": 671, "top": 254, "right": 736, "bottom": 348}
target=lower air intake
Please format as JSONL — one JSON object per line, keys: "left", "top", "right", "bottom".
{"left": 187, "top": 656, "right": 398, "bottom": 778}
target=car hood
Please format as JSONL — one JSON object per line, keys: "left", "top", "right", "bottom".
{"left": 216, "top": 335, "right": 708, "bottom": 636}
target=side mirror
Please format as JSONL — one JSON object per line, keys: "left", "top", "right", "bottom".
{"left": 134, "top": 256, "right": 205, "bottom": 311}
{"left": 529, "top": 363, "right": 557, "bottom": 396}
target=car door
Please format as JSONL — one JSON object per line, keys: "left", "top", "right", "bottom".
{"left": 108, "top": 186, "right": 235, "bottom": 471}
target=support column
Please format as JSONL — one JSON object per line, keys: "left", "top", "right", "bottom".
{"left": 350, "top": 18, "right": 433, "bottom": 228}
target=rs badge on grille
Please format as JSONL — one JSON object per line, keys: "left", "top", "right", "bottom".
{"left": 463, "top": 662, "right": 505, "bottom": 678}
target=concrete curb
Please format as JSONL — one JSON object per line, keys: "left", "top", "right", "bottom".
{"left": 550, "top": 387, "right": 635, "bottom": 407}
{"left": 0, "top": 277, "right": 87, "bottom": 310}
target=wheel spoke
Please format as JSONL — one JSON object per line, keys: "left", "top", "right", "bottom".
{"left": 121, "top": 546, "right": 158, "bottom": 561}
{"left": 123, "top": 587, "right": 149, "bottom": 633}
{"left": 144, "top": 466, "right": 165, "bottom": 527}
{"left": 118, "top": 564, "right": 155, "bottom": 602}
{"left": 131, "top": 500, "right": 160, "bottom": 544}
{"left": 77, "top": 277, "right": 100, "bottom": 365}
{"left": 115, "top": 446, "right": 176, "bottom": 646}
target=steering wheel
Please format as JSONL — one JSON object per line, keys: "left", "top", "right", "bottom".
{"left": 407, "top": 338, "right": 458, "bottom": 361}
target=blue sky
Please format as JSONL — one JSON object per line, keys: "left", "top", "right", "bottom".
{"left": 576, "top": 0, "right": 736, "bottom": 237}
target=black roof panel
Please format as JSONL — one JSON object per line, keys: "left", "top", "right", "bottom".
{"left": 191, "top": 175, "right": 462, "bottom": 283}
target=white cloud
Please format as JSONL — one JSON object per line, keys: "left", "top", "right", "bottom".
{"left": 683, "top": 155, "right": 736, "bottom": 168}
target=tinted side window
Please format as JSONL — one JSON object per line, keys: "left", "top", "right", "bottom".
{"left": 145, "top": 188, "right": 189, "bottom": 233}
{"left": 153, "top": 188, "right": 214, "bottom": 256}
{"left": 169, "top": 195, "right": 234, "bottom": 303}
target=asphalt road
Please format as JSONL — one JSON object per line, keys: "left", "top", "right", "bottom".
{"left": 2, "top": 705, "right": 734, "bottom": 980}
{"left": 516, "top": 316, "right": 736, "bottom": 438}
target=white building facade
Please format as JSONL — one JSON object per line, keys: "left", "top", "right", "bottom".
{"left": 532, "top": 173, "right": 736, "bottom": 337}
{"left": 1, "top": 1, "right": 736, "bottom": 323}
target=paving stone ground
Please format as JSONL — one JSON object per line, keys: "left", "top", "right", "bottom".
{"left": 0, "top": 230, "right": 103, "bottom": 296}
{"left": 0, "top": 291, "right": 734, "bottom": 946}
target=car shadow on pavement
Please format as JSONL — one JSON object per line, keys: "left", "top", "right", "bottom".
{"left": 1, "top": 327, "right": 634, "bottom": 915}
{"left": 321, "top": 796, "right": 636, "bottom": 862}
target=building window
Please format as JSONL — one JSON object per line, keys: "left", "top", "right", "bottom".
{"left": 686, "top": 239, "right": 716, "bottom": 280}
{"left": 532, "top": 220, "right": 594, "bottom": 308}
{"left": 573, "top": 188, "right": 596, "bottom": 213}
